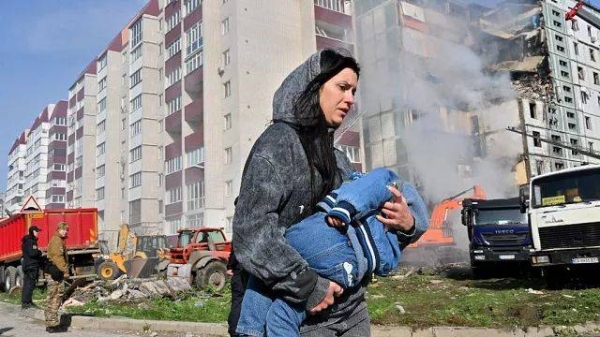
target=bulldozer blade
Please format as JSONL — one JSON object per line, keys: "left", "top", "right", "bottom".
{"left": 125, "top": 257, "right": 160, "bottom": 279}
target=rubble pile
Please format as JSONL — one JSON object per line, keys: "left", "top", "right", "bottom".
{"left": 512, "top": 74, "right": 553, "bottom": 102}
{"left": 62, "top": 276, "right": 192, "bottom": 307}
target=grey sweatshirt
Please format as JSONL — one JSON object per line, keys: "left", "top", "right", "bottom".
{"left": 232, "top": 49, "right": 359, "bottom": 312}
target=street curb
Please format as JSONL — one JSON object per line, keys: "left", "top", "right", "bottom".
{"left": 14, "top": 303, "right": 600, "bottom": 337}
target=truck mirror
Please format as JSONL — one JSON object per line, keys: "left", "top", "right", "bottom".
{"left": 519, "top": 190, "right": 527, "bottom": 214}
{"left": 460, "top": 209, "right": 468, "bottom": 226}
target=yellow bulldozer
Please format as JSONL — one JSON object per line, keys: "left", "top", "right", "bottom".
{"left": 96, "top": 224, "right": 170, "bottom": 280}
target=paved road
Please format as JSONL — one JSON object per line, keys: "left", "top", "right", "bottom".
{"left": 0, "top": 303, "right": 141, "bottom": 337}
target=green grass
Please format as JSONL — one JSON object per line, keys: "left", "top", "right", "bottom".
{"left": 2, "top": 271, "right": 600, "bottom": 328}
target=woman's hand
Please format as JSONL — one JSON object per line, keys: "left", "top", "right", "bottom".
{"left": 326, "top": 216, "right": 345, "bottom": 227}
{"left": 376, "top": 186, "right": 415, "bottom": 233}
{"left": 309, "top": 281, "right": 343, "bottom": 315}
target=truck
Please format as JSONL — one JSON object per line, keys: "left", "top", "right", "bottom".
{"left": 527, "top": 164, "right": 600, "bottom": 279}
{"left": 163, "top": 227, "right": 231, "bottom": 291}
{"left": 461, "top": 197, "right": 531, "bottom": 278}
{"left": 0, "top": 207, "right": 100, "bottom": 292}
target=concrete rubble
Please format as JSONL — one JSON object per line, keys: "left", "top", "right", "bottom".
{"left": 62, "top": 275, "right": 192, "bottom": 308}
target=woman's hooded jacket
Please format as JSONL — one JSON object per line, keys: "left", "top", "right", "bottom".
{"left": 232, "top": 48, "right": 356, "bottom": 311}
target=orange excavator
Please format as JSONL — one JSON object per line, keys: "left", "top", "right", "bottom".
{"left": 403, "top": 185, "right": 486, "bottom": 265}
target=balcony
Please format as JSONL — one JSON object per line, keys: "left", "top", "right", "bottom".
{"left": 315, "top": 20, "right": 353, "bottom": 51}
{"left": 165, "top": 170, "right": 182, "bottom": 190}
{"left": 165, "top": 201, "right": 183, "bottom": 217}
{"left": 184, "top": 97, "right": 203, "bottom": 124}
{"left": 165, "top": 110, "right": 182, "bottom": 134}
{"left": 184, "top": 66, "right": 203, "bottom": 95}
{"left": 314, "top": 3, "right": 352, "bottom": 28}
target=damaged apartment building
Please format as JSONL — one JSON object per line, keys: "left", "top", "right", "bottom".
{"left": 477, "top": 0, "right": 600, "bottom": 184}
{"left": 355, "top": 0, "right": 600, "bottom": 199}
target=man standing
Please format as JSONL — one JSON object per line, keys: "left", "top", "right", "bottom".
{"left": 21, "top": 225, "right": 42, "bottom": 309}
{"left": 45, "top": 222, "right": 69, "bottom": 333}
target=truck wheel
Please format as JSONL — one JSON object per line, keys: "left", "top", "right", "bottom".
{"left": 98, "top": 261, "right": 120, "bottom": 281}
{"left": 195, "top": 261, "right": 227, "bottom": 292}
{"left": 4, "top": 266, "right": 16, "bottom": 292}
{"left": 15, "top": 266, "right": 24, "bottom": 288}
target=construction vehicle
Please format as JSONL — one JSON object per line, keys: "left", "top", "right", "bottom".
{"left": 162, "top": 227, "right": 231, "bottom": 291}
{"left": 461, "top": 197, "right": 531, "bottom": 278}
{"left": 403, "top": 186, "right": 487, "bottom": 265}
{"left": 96, "top": 224, "right": 169, "bottom": 280}
{"left": 0, "top": 203, "right": 100, "bottom": 292}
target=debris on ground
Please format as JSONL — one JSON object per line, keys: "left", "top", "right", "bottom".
{"left": 63, "top": 276, "right": 193, "bottom": 306}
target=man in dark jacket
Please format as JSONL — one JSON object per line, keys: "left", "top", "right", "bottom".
{"left": 21, "top": 225, "right": 43, "bottom": 309}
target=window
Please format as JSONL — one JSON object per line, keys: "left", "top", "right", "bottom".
{"left": 167, "top": 95, "right": 182, "bottom": 115}
{"left": 574, "top": 43, "right": 579, "bottom": 55}
{"left": 314, "top": 0, "right": 349, "bottom": 14}
{"left": 54, "top": 164, "right": 65, "bottom": 171}
{"left": 555, "top": 162, "right": 565, "bottom": 170}
{"left": 571, "top": 138, "right": 579, "bottom": 155}
{"left": 130, "top": 69, "right": 142, "bottom": 88}
{"left": 166, "top": 67, "right": 182, "bottom": 87}
{"left": 553, "top": 20, "right": 562, "bottom": 28}
{"left": 535, "top": 160, "right": 544, "bottom": 175}
{"left": 98, "top": 98, "right": 107, "bottom": 112}
{"left": 166, "top": 156, "right": 183, "bottom": 174}
{"left": 130, "top": 172, "right": 142, "bottom": 187}
{"left": 586, "top": 116, "right": 592, "bottom": 130}
{"left": 578, "top": 66, "right": 584, "bottom": 80}
{"left": 224, "top": 113, "right": 232, "bottom": 130}
{"left": 131, "top": 19, "right": 142, "bottom": 47}
{"left": 167, "top": 38, "right": 181, "bottom": 58}
{"left": 186, "top": 22, "right": 203, "bottom": 56}
{"left": 591, "top": 48, "right": 596, "bottom": 62}
{"left": 533, "top": 131, "right": 541, "bottom": 147}
{"left": 187, "top": 147, "right": 205, "bottom": 166}
{"left": 97, "top": 120, "right": 106, "bottom": 134}
{"left": 225, "top": 147, "right": 232, "bottom": 164}
{"left": 52, "top": 195, "right": 65, "bottom": 203}
{"left": 131, "top": 45, "right": 142, "bottom": 62}
{"left": 563, "top": 86, "right": 571, "bottom": 93}
{"left": 559, "top": 60, "right": 567, "bottom": 67}
{"left": 166, "top": 10, "right": 181, "bottom": 31}
{"left": 582, "top": 90, "right": 589, "bottom": 104}
{"left": 185, "top": 51, "right": 203, "bottom": 74}
{"left": 555, "top": 34, "right": 563, "bottom": 42}
{"left": 53, "top": 117, "right": 67, "bottom": 125}
{"left": 560, "top": 70, "right": 569, "bottom": 78}
{"left": 595, "top": 72, "right": 599, "bottom": 85}
{"left": 187, "top": 181, "right": 205, "bottom": 210}
{"left": 130, "top": 94, "right": 142, "bottom": 111}
{"left": 96, "top": 187, "right": 105, "bottom": 200}
{"left": 590, "top": 142, "right": 595, "bottom": 151}
{"left": 130, "top": 146, "right": 142, "bottom": 162}
{"left": 97, "top": 142, "right": 106, "bottom": 155}
{"left": 339, "top": 145, "right": 361, "bottom": 163}
{"left": 589, "top": 25, "right": 593, "bottom": 37}
{"left": 568, "top": 123, "right": 577, "bottom": 130}
{"left": 529, "top": 102, "right": 537, "bottom": 119}
{"left": 167, "top": 187, "right": 182, "bottom": 203}
{"left": 98, "top": 77, "right": 107, "bottom": 92}
{"left": 98, "top": 55, "right": 107, "bottom": 70}
{"left": 222, "top": 49, "right": 230, "bottom": 67}
{"left": 557, "top": 45, "right": 565, "bottom": 52}
{"left": 130, "top": 120, "right": 142, "bottom": 136}
{"left": 221, "top": 17, "right": 230, "bottom": 35}
{"left": 96, "top": 164, "right": 105, "bottom": 178}
{"left": 552, "top": 146, "right": 562, "bottom": 155}
{"left": 122, "top": 118, "right": 127, "bottom": 130}
{"left": 567, "top": 112, "right": 575, "bottom": 118}
{"left": 223, "top": 81, "right": 231, "bottom": 98}
{"left": 225, "top": 180, "right": 233, "bottom": 196}
{"left": 185, "top": 0, "right": 201, "bottom": 15}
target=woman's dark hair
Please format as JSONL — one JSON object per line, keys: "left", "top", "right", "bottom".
{"left": 293, "top": 49, "right": 360, "bottom": 213}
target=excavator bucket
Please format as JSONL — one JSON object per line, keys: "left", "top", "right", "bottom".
{"left": 124, "top": 257, "right": 160, "bottom": 279}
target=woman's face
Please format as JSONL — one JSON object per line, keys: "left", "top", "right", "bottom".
{"left": 319, "top": 67, "right": 358, "bottom": 127}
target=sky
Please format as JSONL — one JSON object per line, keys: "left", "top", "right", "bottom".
{"left": 0, "top": 0, "right": 147, "bottom": 191}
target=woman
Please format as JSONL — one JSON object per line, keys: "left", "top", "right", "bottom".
{"left": 232, "top": 48, "right": 417, "bottom": 336}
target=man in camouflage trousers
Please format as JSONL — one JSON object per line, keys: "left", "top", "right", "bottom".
{"left": 45, "top": 222, "right": 70, "bottom": 333}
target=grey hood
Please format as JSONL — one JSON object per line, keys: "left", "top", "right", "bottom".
{"left": 272, "top": 48, "right": 353, "bottom": 126}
